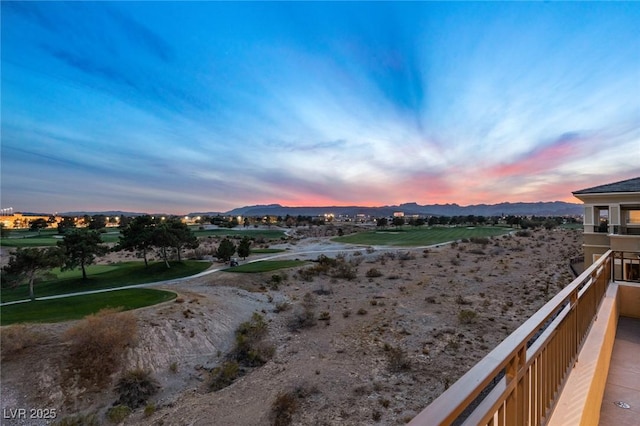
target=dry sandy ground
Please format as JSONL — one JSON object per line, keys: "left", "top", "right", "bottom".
{"left": 0, "top": 227, "right": 582, "bottom": 425}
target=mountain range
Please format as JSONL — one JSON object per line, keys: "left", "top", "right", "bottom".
{"left": 189, "top": 201, "right": 583, "bottom": 218}
{"left": 56, "top": 201, "right": 583, "bottom": 218}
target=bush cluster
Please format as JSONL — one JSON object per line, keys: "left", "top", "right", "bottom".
{"left": 297, "top": 254, "right": 357, "bottom": 281}
{"left": 288, "top": 293, "right": 317, "bottom": 331}
{"left": 232, "top": 312, "right": 274, "bottom": 366}
{"left": 210, "top": 312, "right": 274, "bottom": 391}
{"left": 385, "top": 345, "right": 411, "bottom": 372}
{"left": 0, "top": 324, "right": 41, "bottom": 360}
{"left": 458, "top": 309, "right": 478, "bottom": 324}
{"left": 208, "top": 361, "right": 240, "bottom": 391}
{"left": 64, "top": 308, "right": 137, "bottom": 385}
{"left": 114, "top": 369, "right": 160, "bottom": 409}
{"left": 271, "top": 391, "right": 299, "bottom": 426}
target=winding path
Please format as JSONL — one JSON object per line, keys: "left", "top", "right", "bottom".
{"left": 0, "top": 239, "right": 444, "bottom": 307}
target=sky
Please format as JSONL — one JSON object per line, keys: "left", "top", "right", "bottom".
{"left": 1, "top": 1, "right": 639, "bottom": 214}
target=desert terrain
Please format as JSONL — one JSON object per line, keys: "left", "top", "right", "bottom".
{"left": 0, "top": 226, "right": 582, "bottom": 425}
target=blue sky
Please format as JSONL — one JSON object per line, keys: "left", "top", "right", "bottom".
{"left": 2, "top": 2, "right": 639, "bottom": 214}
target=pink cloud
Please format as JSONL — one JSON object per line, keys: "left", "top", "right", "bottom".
{"left": 487, "top": 136, "right": 581, "bottom": 180}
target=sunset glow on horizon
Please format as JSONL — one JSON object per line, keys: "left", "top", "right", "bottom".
{"left": 2, "top": 2, "right": 638, "bottom": 214}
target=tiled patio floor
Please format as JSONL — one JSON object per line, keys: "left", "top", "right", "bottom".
{"left": 599, "top": 316, "right": 640, "bottom": 426}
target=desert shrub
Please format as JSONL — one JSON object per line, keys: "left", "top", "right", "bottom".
{"left": 398, "top": 251, "right": 415, "bottom": 261}
{"left": 0, "top": 324, "right": 42, "bottom": 360}
{"left": 425, "top": 296, "right": 436, "bottom": 304}
{"left": 52, "top": 413, "right": 99, "bottom": 426}
{"left": 288, "top": 306, "right": 317, "bottom": 331}
{"left": 271, "top": 391, "right": 299, "bottom": 426}
{"left": 470, "top": 237, "right": 490, "bottom": 245}
{"left": 515, "top": 230, "right": 532, "bottom": 237}
{"left": 332, "top": 262, "right": 357, "bottom": 280}
{"left": 316, "top": 254, "right": 339, "bottom": 267}
{"left": 274, "top": 301, "right": 291, "bottom": 313}
{"left": 297, "top": 267, "right": 319, "bottom": 282}
{"left": 386, "top": 346, "right": 411, "bottom": 372}
{"left": 366, "top": 268, "right": 383, "bottom": 278}
{"left": 106, "top": 405, "right": 131, "bottom": 424}
{"left": 458, "top": 309, "right": 478, "bottom": 324}
{"left": 342, "top": 309, "right": 352, "bottom": 318}
{"left": 287, "top": 293, "right": 317, "bottom": 330}
{"left": 318, "top": 311, "right": 331, "bottom": 321}
{"left": 232, "top": 312, "right": 273, "bottom": 366}
{"left": 269, "top": 274, "right": 283, "bottom": 289}
{"left": 64, "top": 308, "right": 137, "bottom": 385}
{"left": 356, "top": 308, "right": 368, "bottom": 315}
{"left": 114, "top": 369, "right": 160, "bottom": 409}
{"left": 144, "top": 403, "right": 156, "bottom": 417}
{"left": 209, "top": 360, "right": 240, "bottom": 391}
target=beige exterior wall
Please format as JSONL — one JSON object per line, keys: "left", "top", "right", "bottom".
{"left": 618, "top": 283, "right": 640, "bottom": 318}
{"left": 609, "top": 235, "right": 640, "bottom": 252}
{"left": 575, "top": 190, "right": 640, "bottom": 267}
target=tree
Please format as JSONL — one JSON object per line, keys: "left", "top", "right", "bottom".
{"left": 29, "top": 218, "right": 49, "bottom": 233}
{"left": 2, "top": 247, "right": 64, "bottom": 300}
{"left": 216, "top": 238, "right": 236, "bottom": 262}
{"left": 237, "top": 236, "right": 251, "bottom": 259}
{"left": 88, "top": 215, "right": 107, "bottom": 230}
{"left": 376, "top": 217, "right": 388, "bottom": 228}
{"left": 58, "top": 229, "right": 107, "bottom": 280}
{"left": 164, "top": 218, "right": 199, "bottom": 262}
{"left": 57, "top": 216, "right": 76, "bottom": 234}
{"left": 117, "top": 215, "right": 156, "bottom": 267}
{"left": 118, "top": 215, "right": 132, "bottom": 229}
{"left": 152, "top": 222, "right": 177, "bottom": 268}
{"left": 392, "top": 216, "right": 405, "bottom": 228}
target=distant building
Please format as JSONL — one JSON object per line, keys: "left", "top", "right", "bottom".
{"left": 573, "top": 176, "right": 640, "bottom": 278}
{"left": 393, "top": 211, "right": 404, "bottom": 217}
{"left": 0, "top": 213, "right": 58, "bottom": 230}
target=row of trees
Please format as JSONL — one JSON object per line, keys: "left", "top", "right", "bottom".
{"left": 3, "top": 216, "right": 204, "bottom": 300}
{"left": 2, "top": 229, "right": 108, "bottom": 300}
{"left": 376, "top": 215, "right": 577, "bottom": 229}
{"left": 116, "top": 216, "right": 198, "bottom": 268}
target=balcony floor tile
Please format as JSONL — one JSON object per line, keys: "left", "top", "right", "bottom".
{"left": 599, "top": 316, "right": 640, "bottom": 426}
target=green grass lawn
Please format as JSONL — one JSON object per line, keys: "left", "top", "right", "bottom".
{"left": 193, "top": 228, "right": 286, "bottom": 240}
{"left": 1, "top": 229, "right": 121, "bottom": 247}
{"left": 225, "top": 260, "right": 307, "bottom": 273}
{"left": 0, "top": 235, "right": 63, "bottom": 247}
{"left": 0, "top": 261, "right": 210, "bottom": 303}
{"left": 332, "top": 226, "right": 512, "bottom": 246}
{"left": 0, "top": 288, "right": 176, "bottom": 325}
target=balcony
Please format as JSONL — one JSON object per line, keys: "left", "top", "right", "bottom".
{"left": 409, "top": 250, "right": 640, "bottom": 426}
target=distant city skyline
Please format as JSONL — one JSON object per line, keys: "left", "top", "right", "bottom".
{"left": 2, "top": 2, "right": 638, "bottom": 215}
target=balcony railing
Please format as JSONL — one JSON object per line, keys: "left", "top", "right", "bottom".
{"left": 409, "top": 250, "right": 614, "bottom": 426}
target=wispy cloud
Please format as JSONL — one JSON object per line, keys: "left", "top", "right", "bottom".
{"left": 2, "top": 2, "right": 638, "bottom": 213}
